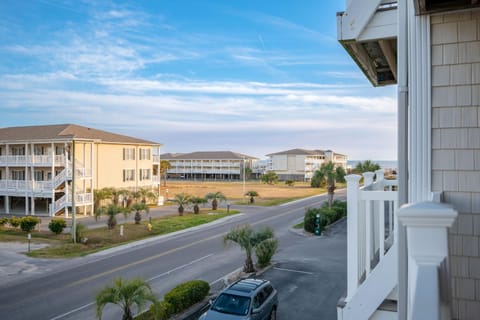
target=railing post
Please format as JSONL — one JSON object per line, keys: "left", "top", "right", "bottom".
{"left": 346, "top": 174, "right": 361, "bottom": 301}
{"left": 398, "top": 202, "right": 457, "bottom": 320}
{"left": 375, "top": 169, "right": 384, "bottom": 182}
{"left": 363, "top": 172, "right": 375, "bottom": 186}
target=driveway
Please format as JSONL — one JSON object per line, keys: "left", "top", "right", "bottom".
{"left": 262, "top": 218, "right": 347, "bottom": 320}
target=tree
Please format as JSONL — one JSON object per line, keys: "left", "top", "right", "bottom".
{"left": 261, "top": 171, "right": 278, "bottom": 185}
{"left": 223, "top": 225, "right": 275, "bottom": 273}
{"left": 94, "top": 188, "right": 113, "bottom": 213}
{"left": 311, "top": 162, "right": 346, "bottom": 208}
{"left": 205, "top": 192, "right": 226, "bottom": 210}
{"left": 245, "top": 190, "right": 259, "bottom": 204}
{"left": 95, "top": 277, "right": 157, "bottom": 320}
{"left": 160, "top": 160, "right": 172, "bottom": 187}
{"left": 172, "top": 193, "right": 191, "bottom": 216}
{"left": 131, "top": 202, "right": 149, "bottom": 224}
{"left": 95, "top": 204, "right": 129, "bottom": 229}
{"left": 190, "top": 196, "right": 207, "bottom": 214}
{"left": 134, "top": 188, "right": 156, "bottom": 204}
{"left": 354, "top": 160, "right": 381, "bottom": 174}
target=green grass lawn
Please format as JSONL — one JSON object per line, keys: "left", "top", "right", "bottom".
{"left": 0, "top": 209, "right": 239, "bottom": 259}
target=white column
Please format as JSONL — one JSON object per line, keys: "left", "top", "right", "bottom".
{"left": 346, "top": 174, "right": 361, "bottom": 301}
{"left": 51, "top": 142, "right": 55, "bottom": 217}
{"left": 398, "top": 202, "right": 457, "bottom": 320}
{"left": 407, "top": 1, "right": 431, "bottom": 203}
{"left": 5, "top": 196, "right": 9, "bottom": 214}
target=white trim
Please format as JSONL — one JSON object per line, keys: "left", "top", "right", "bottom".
{"left": 407, "top": 7, "right": 431, "bottom": 203}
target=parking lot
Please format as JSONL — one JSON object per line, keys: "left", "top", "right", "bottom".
{"left": 262, "top": 219, "right": 347, "bottom": 320}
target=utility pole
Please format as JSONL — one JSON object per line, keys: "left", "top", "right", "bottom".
{"left": 243, "top": 157, "right": 246, "bottom": 203}
{"left": 71, "top": 141, "right": 76, "bottom": 243}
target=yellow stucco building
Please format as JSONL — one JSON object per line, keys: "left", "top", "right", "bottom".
{"left": 0, "top": 124, "right": 161, "bottom": 217}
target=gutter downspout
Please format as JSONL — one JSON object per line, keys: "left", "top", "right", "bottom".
{"left": 397, "top": 0, "right": 408, "bottom": 319}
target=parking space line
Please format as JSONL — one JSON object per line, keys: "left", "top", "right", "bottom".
{"left": 273, "top": 267, "right": 314, "bottom": 275}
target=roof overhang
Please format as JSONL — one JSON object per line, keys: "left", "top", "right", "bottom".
{"left": 337, "top": 1, "right": 398, "bottom": 87}
{"left": 415, "top": 0, "right": 480, "bottom": 15}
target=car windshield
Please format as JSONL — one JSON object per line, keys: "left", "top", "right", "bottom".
{"left": 211, "top": 293, "right": 251, "bottom": 316}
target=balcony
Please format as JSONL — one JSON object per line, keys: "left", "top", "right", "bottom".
{"left": 0, "top": 180, "right": 53, "bottom": 193}
{"left": 153, "top": 155, "right": 160, "bottom": 164}
{"left": 0, "top": 155, "right": 67, "bottom": 166}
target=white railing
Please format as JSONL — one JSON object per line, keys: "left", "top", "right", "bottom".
{"left": 54, "top": 194, "right": 68, "bottom": 212}
{"left": 345, "top": 170, "right": 398, "bottom": 301}
{"left": 0, "top": 155, "right": 66, "bottom": 165}
{"left": 153, "top": 155, "right": 160, "bottom": 163}
{"left": 0, "top": 179, "right": 54, "bottom": 192}
{"left": 398, "top": 201, "right": 457, "bottom": 320}
{"left": 152, "top": 175, "right": 160, "bottom": 185}
{"left": 76, "top": 192, "right": 93, "bottom": 204}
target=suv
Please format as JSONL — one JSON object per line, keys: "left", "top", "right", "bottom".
{"left": 199, "top": 278, "right": 278, "bottom": 320}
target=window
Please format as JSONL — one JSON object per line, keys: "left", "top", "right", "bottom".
{"left": 11, "top": 170, "right": 25, "bottom": 180}
{"left": 55, "top": 146, "right": 65, "bottom": 155}
{"left": 11, "top": 146, "right": 25, "bottom": 156}
{"left": 123, "top": 148, "right": 135, "bottom": 160}
{"left": 34, "top": 146, "right": 45, "bottom": 155}
{"left": 34, "top": 171, "right": 44, "bottom": 181}
{"left": 139, "top": 169, "right": 151, "bottom": 181}
{"left": 139, "top": 148, "right": 151, "bottom": 160}
{"left": 123, "top": 169, "right": 135, "bottom": 181}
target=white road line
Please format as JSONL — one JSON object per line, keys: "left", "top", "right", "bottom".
{"left": 49, "top": 302, "right": 94, "bottom": 320}
{"left": 273, "top": 267, "right": 314, "bottom": 275}
{"left": 148, "top": 254, "right": 214, "bottom": 282}
{"left": 49, "top": 253, "right": 214, "bottom": 320}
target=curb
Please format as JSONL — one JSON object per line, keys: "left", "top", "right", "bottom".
{"left": 90, "top": 213, "right": 244, "bottom": 257}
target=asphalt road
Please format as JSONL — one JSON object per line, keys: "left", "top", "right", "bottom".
{"left": 0, "top": 191, "right": 346, "bottom": 320}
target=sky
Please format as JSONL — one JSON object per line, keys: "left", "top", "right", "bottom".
{"left": 0, "top": 0, "right": 397, "bottom": 160}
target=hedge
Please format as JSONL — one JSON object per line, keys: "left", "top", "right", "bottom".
{"left": 164, "top": 280, "right": 210, "bottom": 314}
{"left": 136, "top": 279, "right": 210, "bottom": 320}
{"left": 304, "top": 200, "right": 347, "bottom": 234}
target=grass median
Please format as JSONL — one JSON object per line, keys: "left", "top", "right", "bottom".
{"left": 0, "top": 209, "right": 239, "bottom": 259}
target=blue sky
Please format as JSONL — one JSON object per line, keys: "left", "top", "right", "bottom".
{"left": 0, "top": 0, "right": 397, "bottom": 160}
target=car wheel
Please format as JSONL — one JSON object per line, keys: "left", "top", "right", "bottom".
{"left": 269, "top": 307, "right": 277, "bottom": 320}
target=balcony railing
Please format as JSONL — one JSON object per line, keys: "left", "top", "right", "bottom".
{"left": 0, "top": 155, "right": 67, "bottom": 166}
{"left": 153, "top": 155, "right": 160, "bottom": 164}
{"left": 0, "top": 180, "right": 53, "bottom": 192}
{"left": 152, "top": 175, "right": 160, "bottom": 185}
{"left": 345, "top": 170, "right": 398, "bottom": 301}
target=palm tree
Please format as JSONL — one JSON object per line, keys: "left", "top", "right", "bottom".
{"left": 311, "top": 161, "right": 346, "bottom": 208}
{"left": 95, "top": 204, "right": 129, "bottom": 229}
{"left": 205, "top": 191, "right": 226, "bottom": 210}
{"left": 135, "top": 188, "right": 156, "bottom": 204}
{"left": 245, "top": 191, "right": 259, "bottom": 204}
{"left": 95, "top": 277, "right": 157, "bottom": 320}
{"left": 223, "top": 224, "right": 274, "bottom": 273}
{"left": 131, "top": 202, "right": 149, "bottom": 224}
{"left": 160, "top": 160, "right": 171, "bottom": 187}
{"left": 94, "top": 188, "right": 113, "bottom": 213}
{"left": 354, "top": 160, "right": 381, "bottom": 174}
{"left": 172, "top": 193, "right": 191, "bottom": 216}
{"left": 190, "top": 196, "right": 207, "bottom": 214}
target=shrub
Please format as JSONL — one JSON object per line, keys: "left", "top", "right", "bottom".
{"left": 48, "top": 218, "right": 67, "bottom": 234}
{"left": 255, "top": 238, "right": 278, "bottom": 268}
{"left": 20, "top": 216, "right": 41, "bottom": 232}
{"left": 303, "top": 208, "right": 330, "bottom": 234}
{"left": 0, "top": 217, "right": 8, "bottom": 227}
{"left": 148, "top": 301, "right": 173, "bottom": 320}
{"left": 9, "top": 217, "right": 21, "bottom": 228}
{"left": 285, "top": 180, "right": 295, "bottom": 187}
{"left": 164, "top": 280, "right": 210, "bottom": 314}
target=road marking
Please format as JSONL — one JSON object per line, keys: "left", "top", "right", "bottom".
{"left": 279, "top": 192, "right": 328, "bottom": 207}
{"left": 50, "top": 254, "right": 214, "bottom": 320}
{"left": 273, "top": 267, "right": 314, "bottom": 275}
{"left": 148, "top": 254, "right": 214, "bottom": 281}
{"left": 49, "top": 302, "right": 94, "bottom": 320}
